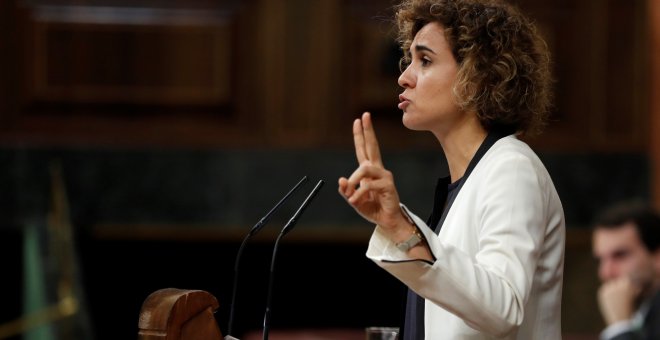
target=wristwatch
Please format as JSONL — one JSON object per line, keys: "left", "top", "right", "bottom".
{"left": 395, "top": 227, "right": 424, "bottom": 252}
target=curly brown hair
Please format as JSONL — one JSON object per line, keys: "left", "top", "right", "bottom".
{"left": 396, "top": 0, "right": 553, "bottom": 135}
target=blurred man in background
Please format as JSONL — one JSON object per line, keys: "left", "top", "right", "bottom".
{"left": 592, "top": 202, "right": 660, "bottom": 340}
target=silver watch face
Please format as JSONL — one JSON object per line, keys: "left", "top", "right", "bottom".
{"left": 396, "top": 233, "right": 422, "bottom": 251}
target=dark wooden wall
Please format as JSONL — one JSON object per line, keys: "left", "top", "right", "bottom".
{"left": 651, "top": 0, "right": 660, "bottom": 209}
{"left": 0, "top": 0, "right": 650, "bottom": 152}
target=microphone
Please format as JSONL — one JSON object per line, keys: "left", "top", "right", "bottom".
{"left": 225, "top": 176, "right": 309, "bottom": 338}
{"left": 262, "top": 180, "right": 325, "bottom": 340}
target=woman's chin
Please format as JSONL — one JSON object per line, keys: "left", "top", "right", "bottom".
{"left": 402, "top": 113, "right": 423, "bottom": 131}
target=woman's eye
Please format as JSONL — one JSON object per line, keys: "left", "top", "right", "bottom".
{"left": 420, "top": 57, "right": 431, "bottom": 66}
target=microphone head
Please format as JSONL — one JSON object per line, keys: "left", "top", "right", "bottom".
{"left": 248, "top": 176, "right": 308, "bottom": 236}
{"left": 281, "top": 180, "right": 324, "bottom": 236}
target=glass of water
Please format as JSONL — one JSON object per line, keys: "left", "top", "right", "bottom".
{"left": 365, "top": 327, "right": 399, "bottom": 340}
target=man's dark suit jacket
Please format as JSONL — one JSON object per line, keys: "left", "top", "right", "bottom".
{"left": 611, "top": 290, "right": 660, "bottom": 340}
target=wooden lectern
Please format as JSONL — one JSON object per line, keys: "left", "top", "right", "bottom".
{"left": 138, "top": 288, "right": 223, "bottom": 340}
{"left": 138, "top": 288, "right": 365, "bottom": 340}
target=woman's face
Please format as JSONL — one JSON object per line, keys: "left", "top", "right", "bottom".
{"left": 398, "top": 22, "right": 463, "bottom": 134}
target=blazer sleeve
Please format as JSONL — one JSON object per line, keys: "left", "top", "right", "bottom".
{"left": 366, "top": 152, "right": 554, "bottom": 337}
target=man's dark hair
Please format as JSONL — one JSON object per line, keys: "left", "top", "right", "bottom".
{"left": 593, "top": 201, "right": 660, "bottom": 253}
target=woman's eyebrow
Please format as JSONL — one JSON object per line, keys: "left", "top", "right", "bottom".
{"left": 413, "top": 44, "right": 436, "bottom": 55}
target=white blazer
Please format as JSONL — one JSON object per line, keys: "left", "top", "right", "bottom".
{"left": 367, "top": 135, "right": 565, "bottom": 339}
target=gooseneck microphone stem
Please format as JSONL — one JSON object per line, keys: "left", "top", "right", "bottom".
{"left": 262, "top": 180, "right": 325, "bottom": 340}
{"left": 226, "top": 176, "right": 308, "bottom": 337}
{"left": 226, "top": 235, "right": 251, "bottom": 337}
{"left": 262, "top": 233, "right": 283, "bottom": 340}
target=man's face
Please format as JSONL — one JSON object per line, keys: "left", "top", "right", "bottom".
{"left": 593, "top": 223, "right": 656, "bottom": 288}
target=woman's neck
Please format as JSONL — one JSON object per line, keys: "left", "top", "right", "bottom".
{"left": 434, "top": 116, "right": 488, "bottom": 183}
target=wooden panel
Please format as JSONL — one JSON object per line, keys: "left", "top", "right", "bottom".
{"left": 345, "top": 1, "right": 401, "bottom": 118}
{"left": 0, "top": 1, "right": 255, "bottom": 147}
{"left": 520, "top": 0, "right": 647, "bottom": 152}
{"left": 0, "top": 0, "right": 651, "bottom": 151}
{"left": 255, "top": 0, "right": 345, "bottom": 147}
{"left": 651, "top": 0, "right": 660, "bottom": 209}
{"left": 601, "top": 0, "right": 647, "bottom": 147}
{"left": 0, "top": 0, "right": 23, "bottom": 127}
{"left": 519, "top": 0, "right": 595, "bottom": 149}
{"left": 29, "top": 6, "right": 233, "bottom": 107}
{"left": 0, "top": 1, "right": 14, "bottom": 125}
{"left": 343, "top": 0, "right": 431, "bottom": 149}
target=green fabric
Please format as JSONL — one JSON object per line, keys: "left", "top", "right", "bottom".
{"left": 23, "top": 222, "right": 56, "bottom": 340}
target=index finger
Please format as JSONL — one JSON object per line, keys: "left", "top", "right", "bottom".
{"left": 361, "top": 112, "right": 383, "bottom": 166}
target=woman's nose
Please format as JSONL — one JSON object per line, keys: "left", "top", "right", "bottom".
{"left": 398, "top": 64, "right": 415, "bottom": 88}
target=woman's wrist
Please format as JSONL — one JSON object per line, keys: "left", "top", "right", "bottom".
{"left": 395, "top": 226, "right": 424, "bottom": 252}
{"left": 381, "top": 210, "right": 418, "bottom": 243}
{"left": 378, "top": 210, "right": 432, "bottom": 260}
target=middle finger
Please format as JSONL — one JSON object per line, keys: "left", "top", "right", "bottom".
{"left": 361, "top": 112, "right": 383, "bottom": 166}
{"left": 353, "top": 118, "right": 367, "bottom": 163}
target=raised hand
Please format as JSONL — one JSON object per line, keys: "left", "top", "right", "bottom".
{"left": 597, "top": 275, "right": 641, "bottom": 325}
{"left": 338, "top": 112, "right": 407, "bottom": 230}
